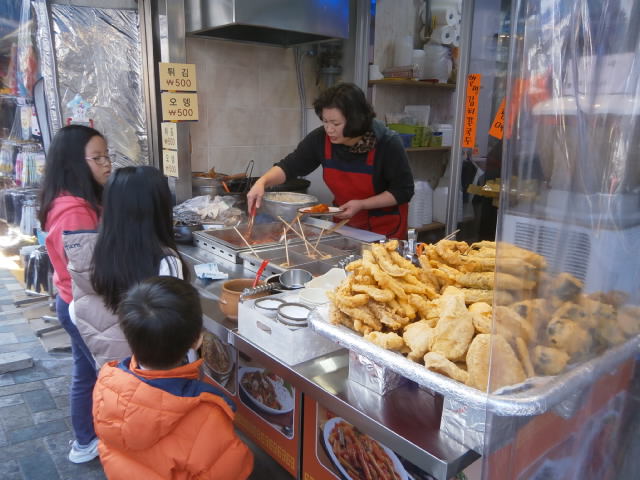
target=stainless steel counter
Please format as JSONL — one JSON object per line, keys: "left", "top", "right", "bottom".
{"left": 179, "top": 244, "right": 479, "bottom": 479}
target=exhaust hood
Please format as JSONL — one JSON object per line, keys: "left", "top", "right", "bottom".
{"left": 185, "top": 0, "right": 349, "bottom": 47}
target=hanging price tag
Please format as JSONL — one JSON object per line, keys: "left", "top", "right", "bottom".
{"left": 162, "top": 149, "right": 179, "bottom": 178}
{"left": 158, "top": 62, "right": 197, "bottom": 92}
{"left": 462, "top": 73, "right": 481, "bottom": 149}
{"left": 161, "top": 122, "right": 178, "bottom": 150}
{"left": 161, "top": 93, "right": 199, "bottom": 122}
{"left": 489, "top": 98, "right": 505, "bottom": 140}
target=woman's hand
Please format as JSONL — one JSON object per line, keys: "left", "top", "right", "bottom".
{"left": 247, "top": 181, "right": 266, "bottom": 212}
{"left": 335, "top": 199, "right": 365, "bottom": 219}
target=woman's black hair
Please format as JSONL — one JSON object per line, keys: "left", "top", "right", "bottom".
{"left": 91, "top": 166, "right": 189, "bottom": 312}
{"left": 118, "top": 276, "right": 202, "bottom": 369}
{"left": 38, "top": 125, "right": 105, "bottom": 226}
{"left": 313, "top": 82, "right": 376, "bottom": 138}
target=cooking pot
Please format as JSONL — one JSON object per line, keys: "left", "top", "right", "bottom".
{"left": 260, "top": 192, "right": 318, "bottom": 221}
{"left": 173, "top": 223, "right": 202, "bottom": 244}
{"left": 218, "top": 278, "right": 268, "bottom": 320}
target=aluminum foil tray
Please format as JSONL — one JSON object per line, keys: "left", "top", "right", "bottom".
{"left": 309, "top": 305, "right": 640, "bottom": 416}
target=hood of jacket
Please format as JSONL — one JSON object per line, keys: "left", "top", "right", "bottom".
{"left": 95, "top": 358, "right": 235, "bottom": 451}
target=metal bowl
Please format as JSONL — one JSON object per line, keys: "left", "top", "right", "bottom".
{"left": 279, "top": 268, "right": 313, "bottom": 289}
{"left": 260, "top": 191, "right": 318, "bottom": 221}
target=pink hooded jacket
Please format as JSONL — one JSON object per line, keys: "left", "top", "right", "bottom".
{"left": 44, "top": 195, "right": 99, "bottom": 303}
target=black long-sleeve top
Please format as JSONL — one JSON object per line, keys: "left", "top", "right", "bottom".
{"left": 275, "top": 119, "right": 414, "bottom": 205}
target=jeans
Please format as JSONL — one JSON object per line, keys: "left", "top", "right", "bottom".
{"left": 56, "top": 296, "right": 97, "bottom": 446}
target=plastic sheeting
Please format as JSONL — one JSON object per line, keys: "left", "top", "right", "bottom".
{"left": 481, "top": 0, "right": 640, "bottom": 477}
{"left": 49, "top": 4, "right": 147, "bottom": 166}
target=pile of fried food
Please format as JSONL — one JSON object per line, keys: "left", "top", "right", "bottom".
{"left": 327, "top": 240, "right": 640, "bottom": 392}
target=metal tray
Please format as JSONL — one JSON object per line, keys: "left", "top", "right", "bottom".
{"left": 308, "top": 305, "right": 640, "bottom": 416}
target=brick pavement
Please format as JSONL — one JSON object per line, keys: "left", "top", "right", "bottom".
{"left": 0, "top": 268, "right": 106, "bottom": 480}
{"left": 0, "top": 262, "right": 291, "bottom": 480}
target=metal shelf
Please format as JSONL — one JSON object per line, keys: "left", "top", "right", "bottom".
{"left": 369, "top": 79, "right": 456, "bottom": 89}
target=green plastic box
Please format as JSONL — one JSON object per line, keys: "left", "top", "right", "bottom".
{"left": 388, "top": 123, "right": 427, "bottom": 147}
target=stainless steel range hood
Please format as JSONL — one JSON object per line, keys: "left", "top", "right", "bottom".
{"left": 185, "top": 0, "right": 349, "bottom": 47}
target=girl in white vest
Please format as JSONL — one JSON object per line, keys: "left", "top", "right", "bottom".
{"left": 64, "top": 166, "right": 188, "bottom": 369}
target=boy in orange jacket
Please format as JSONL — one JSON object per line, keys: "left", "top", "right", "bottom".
{"left": 92, "top": 276, "right": 253, "bottom": 480}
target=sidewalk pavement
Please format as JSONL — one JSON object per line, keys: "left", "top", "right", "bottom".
{"left": 0, "top": 257, "right": 291, "bottom": 480}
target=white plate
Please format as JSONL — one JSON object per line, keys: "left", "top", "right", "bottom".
{"left": 322, "top": 417, "right": 409, "bottom": 480}
{"left": 298, "top": 206, "right": 343, "bottom": 216}
{"left": 239, "top": 367, "right": 294, "bottom": 415}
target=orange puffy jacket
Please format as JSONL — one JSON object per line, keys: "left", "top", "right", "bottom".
{"left": 93, "top": 357, "right": 253, "bottom": 480}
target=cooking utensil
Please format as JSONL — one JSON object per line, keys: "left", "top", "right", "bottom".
{"left": 261, "top": 192, "right": 318, "bottom": 221}
{"left": 233, "top": 226, "right": 261, "bottom": 258}
{"left": 253, "top": 259, "right": 270, "bottom": 288}
{"left": 240, "top": 268, "right": 313, "bottom": 298}
{"left": 247, "top": 205, "right": 256, "bottom": 238}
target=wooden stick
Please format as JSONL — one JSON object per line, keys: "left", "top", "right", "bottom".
{"left": 283, "top": 227, "right": 290, "bottom": 267}
{"left": 442, "top": 229, "right": 460, "bottom": 241}
{"left": 314, "top": 227, "right": 325, "bottom": 250}
{"left": 278, "top": 212, "right": 302, "bottom": 242}
{"left": 233, "top": 226, "right": 261, "bottom": 259}
{"left": 296, "top": 216, "right": 311, "bottom": 257}
{"left": 277, "top": 216, "right": 326, "bottom": 258}
{"left": 325, "top": 218, "right": 349, "bottom": 235}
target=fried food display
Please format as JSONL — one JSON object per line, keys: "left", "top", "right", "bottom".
{"left": 327, "top": 238, "right": 638, "bottom": 393}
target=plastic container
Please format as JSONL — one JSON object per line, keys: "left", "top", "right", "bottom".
{"left": 394, "top": 35, "right": 413, "bottom": 66}
{"left": 388, "top": 123, "right": 425, "bottom": 147}
{"left": 397, "top": 133, "right": 416, "bottom": 148}
{"left": 433, "top": 123, "right": 454, "bottom": 146}
{"left": 430, "top": 132, "right": 443, "bottom": 147}
{"left": 433, "top": 185, "right": 463, "bottom": 223}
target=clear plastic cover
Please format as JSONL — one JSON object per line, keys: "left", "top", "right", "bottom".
{"left": 481, "top": 0, "right": 640, "bottom": 476}
{"left": 49, "top": 4, "right": 147, "bottom": 166}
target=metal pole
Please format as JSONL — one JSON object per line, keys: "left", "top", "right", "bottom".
{"left": 445, "top": 0, "right": 475, "bottom": 235}
{"left": 139, "top": 0, "right": 161, "bottom": 168}
{"left": 353, "top": 0, "right": 372, "bottom": 91}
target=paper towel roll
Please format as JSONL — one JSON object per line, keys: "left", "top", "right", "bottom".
{"left": 453, "top": 25, "right": 461, "bottom": 47}
{"left": 432, "top": 25, "right": 455, "bottom": 45}
{"left": 432, "top": 6, "right": 458, "bottom": 26}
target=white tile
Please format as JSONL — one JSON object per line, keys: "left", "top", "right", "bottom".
{"left": 258, "top": 68, "right": 300, "bottom": 108}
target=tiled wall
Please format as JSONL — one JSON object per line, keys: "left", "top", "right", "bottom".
{"left": 186, "top": 37, "right": 320, "bottom": 177}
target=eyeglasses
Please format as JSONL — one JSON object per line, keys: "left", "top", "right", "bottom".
{"left": 85, "top": 155, "right": 114, "bottom": 167}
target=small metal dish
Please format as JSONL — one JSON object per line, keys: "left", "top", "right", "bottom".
{"left": 277, "top": 302, "right": 312, "bottom": 330}
{"left": 253, "top": 297, "right": 286, "bottom": 318}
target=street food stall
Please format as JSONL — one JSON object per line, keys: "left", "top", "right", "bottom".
{"left": 178, "top": 1, "right": 640, "bottom": 478}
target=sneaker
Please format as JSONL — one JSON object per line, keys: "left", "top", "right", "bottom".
{"left": 68, "top": 437, "right": 99, "bottom": 464}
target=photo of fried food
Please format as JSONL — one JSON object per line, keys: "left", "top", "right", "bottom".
{"left": 202, "top": 331, "right": 232, "bottom": 374}
{"left": 326, "top": 420, "right": 403, "bottom": 480}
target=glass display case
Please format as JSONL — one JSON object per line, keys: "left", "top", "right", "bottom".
{"left": 481, "top": 1, "right": 640, "bottom": 477}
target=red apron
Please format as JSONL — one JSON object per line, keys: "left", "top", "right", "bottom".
{"left": 322, "top": 135, "right": 408, "bottom": 239}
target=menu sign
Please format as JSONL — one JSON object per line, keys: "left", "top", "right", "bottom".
{"left": 489, "top": 98, "right": 505, "bottom": 140}
{"left": 462, "top": 73, "right": 481, "bottom": 149}
{"left": 158, "top": 62, "right": 197, "bottom": 92}
{"left": 161, "top": 122, "right": 177, "bottom": 149}
{"left": 162, "top": 149, "right": 178, "bottom": 178}
{"left": 160, "top": 92, "right": 199, "bottom": 122}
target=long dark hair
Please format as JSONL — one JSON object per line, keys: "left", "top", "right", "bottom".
{"left": 313, "top": 82, "right": 376, "bottom": 138}
{"left": 38, "top": 125, "right": 105, "bottom": 226}
{"left": 90, "top": 166, "right": 189, "bottom": 312}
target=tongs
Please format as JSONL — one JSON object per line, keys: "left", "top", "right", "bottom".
{"left": 247, "top": 205, "right": 256, "bottom": 239}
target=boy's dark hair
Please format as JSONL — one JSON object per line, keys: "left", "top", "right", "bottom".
{"left": 118, "top": 276, "right": 202, "bottom": 369}
{"left": 313, "top": 82, "right": 376, "bottom": 138}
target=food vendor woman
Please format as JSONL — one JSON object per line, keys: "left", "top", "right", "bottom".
{"left": 247, "top": 82, "right": 414, "bottom": 239}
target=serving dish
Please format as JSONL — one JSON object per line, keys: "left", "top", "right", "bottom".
{"left": 239, "top": 367, "right": 294, "bottom": 415}
{"left": 298, "top": 206, "right": 344, "bottom": 216}
{"left": 322, "top": 416, "right": 409, "bottom": 480}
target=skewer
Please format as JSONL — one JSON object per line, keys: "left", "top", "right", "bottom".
{"left": 283, "top": 227, "right": 290, "bottom": 267}
{"left": 296, "top": 216, "right": 311, "bottom": 257}
{"left": 442, "top": 229, "right": 460, "bottom": 242}
{"left": 277, "top": 216, "right": 326, "bottom": 258}
{"left": 314, "top": 227, "right": 326, "bottom": 250}
{"left": 278, "top": 212, "right": 302, "bottom": 242}
{"left": 233, "top": 226, "right": 261, "bottom": 259}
